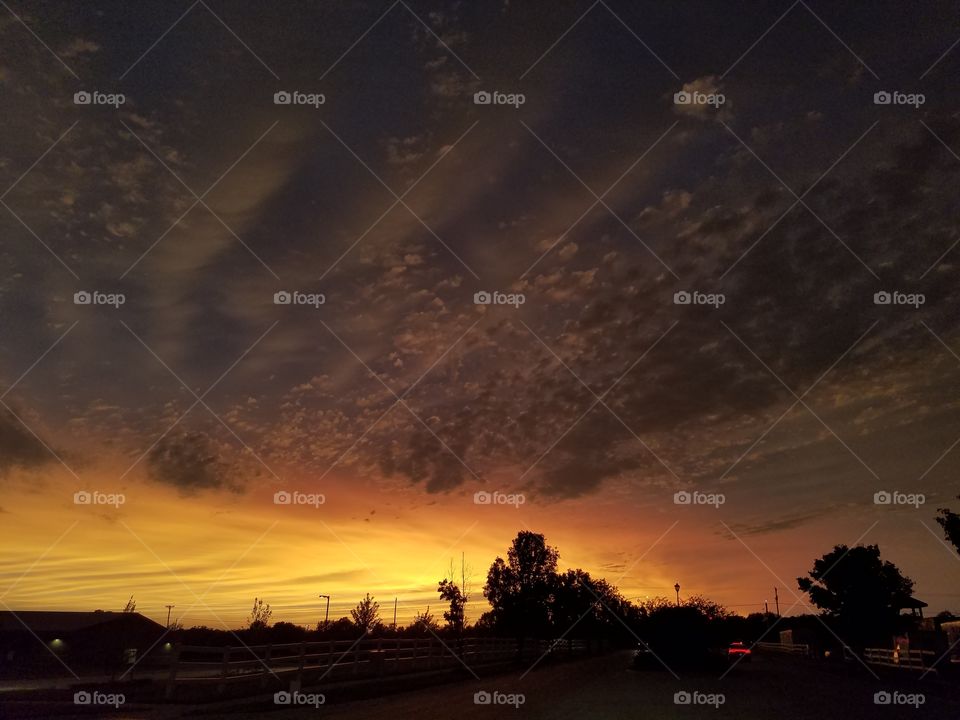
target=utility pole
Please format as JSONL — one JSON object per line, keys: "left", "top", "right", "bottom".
{"left": 774, "top": 587, "right": 780, "bottom": 617}
{"left": 393, "top": 597, "right": 398, "bottom": 628}
{"left": 765, "top": 600, "right": 769, "bottom": 615}
{"left": 165, "top": 605, "right": 175, "bottom": 628}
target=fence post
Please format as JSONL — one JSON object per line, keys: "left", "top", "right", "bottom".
{"left": 261, "top": 644, "right": 273, "bottom": 687}
{"left": 297, "top": 641, "right": 307, "bottom": 686}
{"left": 164, "top": 644, "right": 181, "bottom": 700}
{"left": 217, "top": 646, "right": 231, "bottom": 695}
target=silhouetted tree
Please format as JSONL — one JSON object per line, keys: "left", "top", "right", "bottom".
{"left": 350, "top": 593, "right": 381, "bottom": 633}
{"left": 412, "top": 607, "right": 440, "bottom": 635}
{"left": 248, "top": 597, "right": 272, "bottom": 629}
{"left": 550, "top": 569, "right": 628, "bottom": 638}
{"left": 797, "top": 544, "right": 914, "bottom": 649}
{"left": 483, "top": 531, "right": 559, "bottom": 636}
{"left": 438, "top": 579, "right": 467, "bottom": 635}
{"left": 936, "top": 496, "right": 960, "bottom": 554}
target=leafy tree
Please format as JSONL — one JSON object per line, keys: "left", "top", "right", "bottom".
{"left": 797, "top": 544, "right": 914, "bottom": 649}
{"left": 550, "top": 569, "right": 628, "bottom": 636}
{"left": 412, "top": 607, "right": 440, "bottom": 634}
{"left": 936, "top": 496, "right": 960, "bottom": 554}
{"left": 350, "top": 593, "right": 381, "bottom": 633}
{"left": 437, "top": 579, "right": 467, "bottom": 635}
{"left": 248, "top": 597, "right": 272, "bottom": 629}
{"left": 483, "top": 531, "right": 559, "bottom": 636}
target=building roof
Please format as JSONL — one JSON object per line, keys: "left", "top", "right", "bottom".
{"left": 0, "top": 611, "right": 162, "bottom": 633}
{"left": 892, "top": 595, "right": 928, "bottom": 610}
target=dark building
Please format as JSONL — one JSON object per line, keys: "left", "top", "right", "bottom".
{"left": 0, "top": 610, "right": 166, "bottom": 677}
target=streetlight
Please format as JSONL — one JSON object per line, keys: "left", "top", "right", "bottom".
{"left": 318, "top": 594, "right": 330, "bottom": 628}
{"left": 674, "top": 582, "right": 680, "bottom": 606}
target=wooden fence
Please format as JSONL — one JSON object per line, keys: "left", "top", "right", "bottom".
{"left": 165, "top": 636, "right": 591, "bottom": 698}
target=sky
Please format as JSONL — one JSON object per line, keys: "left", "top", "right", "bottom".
{"left": 1, "top": 0, "right": 960, "bottom": 629}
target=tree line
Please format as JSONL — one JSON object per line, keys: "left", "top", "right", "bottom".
{"left": 168, "top": 495, "right": 960, "bottom": 653}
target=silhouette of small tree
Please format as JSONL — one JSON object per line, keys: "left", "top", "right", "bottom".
{"left": 438, "top": 579, "right": 466, "bottom": 634}
{"left": 350, "top": 593, "right": 381, "bottom": 633}
{"left": 936, "top": 496, "right": 960, "bottom": 555}
{"left": 413, "top": 607, "right": 440, "bottom": 634}
{"left": 248, "top": 597, "right": 272, "bottom": 629}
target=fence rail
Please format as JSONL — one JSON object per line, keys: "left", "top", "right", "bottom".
{"left": 754, "top": 641, "right": 809, "bottom": 655}
{"left": 165, "top": 636, "right": 592, "bottom": 698}
{"left": 862, "top": 647, "right": 936, "bottom": 671}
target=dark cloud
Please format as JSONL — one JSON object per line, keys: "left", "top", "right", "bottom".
{"left": 146, "top": 432, "right": 245, "bottom": 495}
{"left": 0, "top": 408, "right": 56, "bottom": 474}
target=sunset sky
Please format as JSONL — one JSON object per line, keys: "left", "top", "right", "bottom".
{"left": 1, "top": 1, "right": 960, "bottom": 629}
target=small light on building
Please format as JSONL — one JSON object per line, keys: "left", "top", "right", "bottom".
{"left": 50, "top": 638, "right": 63, "bottom": 648}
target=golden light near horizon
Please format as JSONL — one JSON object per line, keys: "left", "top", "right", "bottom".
{"left": 0, "top": 0, "right": 959, "bottom": 668}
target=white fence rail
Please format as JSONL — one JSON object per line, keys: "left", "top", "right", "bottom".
{"left": 862, "top": 647, "right": 936, "bottom": 671}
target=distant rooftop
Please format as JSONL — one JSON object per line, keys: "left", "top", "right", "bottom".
{"left": 0, "top": 611, "right": 160, "bottom": 633}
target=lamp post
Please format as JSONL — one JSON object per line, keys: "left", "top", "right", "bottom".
{"left": 674, "top": 582, "right": 680, "bottom": 606}
{"left": 318, "top": 594, "right": 330, "bottom": 628}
